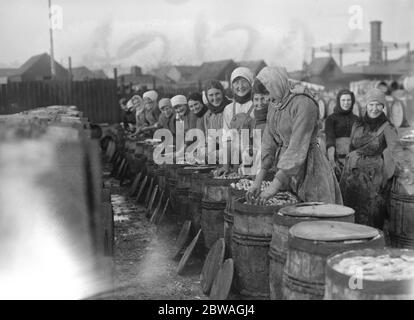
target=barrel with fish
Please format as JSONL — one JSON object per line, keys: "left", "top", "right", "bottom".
{"left": 269, "top": 203, "right": 355, "bottom": 300}
{"left": 388, "top": 135, "right": 414, "bottom": 249}
{"left": 231, "top": 191, "right": 299, "bottom": 299}
{"left": 282, "top": 221, "right": 385, "bottom": 300}
{"left": 325, "top": 248, "right": 414, "bottom": 300}
{"left": 201, "top": 170, "right": 242, "bottom": 250}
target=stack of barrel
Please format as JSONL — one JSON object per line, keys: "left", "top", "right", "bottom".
{"left": 0, "top": 106, "right": 112, "bottom": 299}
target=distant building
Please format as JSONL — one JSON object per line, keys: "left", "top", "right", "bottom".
{"left": 0, "top": 68, "right": 18, "bottom": 84}
{"left": 71, "top": 67, "right": 108, "bottom": 81}
{"left": 194, "top": 59, "right": 238, "bottom": 86}
{"left": 118, "top": 65, "right": 168, "bottom": 90}
{"left": 7, "top": 53, "right": 70, "bottom": 82}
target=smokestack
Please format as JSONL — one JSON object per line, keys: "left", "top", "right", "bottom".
{"left": 370, "top": 21, "right": 383, "bottom": 65}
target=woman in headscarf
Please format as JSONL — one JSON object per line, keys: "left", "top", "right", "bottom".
{"left": 171, "top": 95, "right": 197, "bottom": 133}
{"left": 339, "top": 89, "right": 400, "bottom": 229}
{"left": 325, "top": 89, "right": 359, "bottom": 180}
{"left": 239, "top": 79, "right": 271, "bottom": 176}
{"left": 136, "top": 90, "right": 161, "bottom": 137}
{"left": 219, "top": 67, "right": 255, "bottom": 174}
{"left": 122, "top": 95, "right": 141, "bottom": 133}
{"left": 202, "top": 80, "right": 231, "bottom": 162}
{"left": 246, "top": 66, "right": 343, "bottom": 205}
{"left": 188, "top": 92, "right": 208, "bottom": 134}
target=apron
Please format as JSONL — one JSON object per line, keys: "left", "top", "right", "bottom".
{"left": 229, "top": 102, "right": 255, "bottom": 167}
{"left": 334, "top": 137, "right": 351, "bottom": 180}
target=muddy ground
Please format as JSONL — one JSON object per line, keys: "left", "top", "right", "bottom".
{"left": 101, "top": 162, "right": 208, "bottom": 300}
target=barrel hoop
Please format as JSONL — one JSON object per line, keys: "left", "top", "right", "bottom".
{"left": 238, "top": 289, "right": 269, "bottom": 300}
{"left": 389, "top": 234, "right": 414, "bottom": 248}
{"left": 268, "top": 247, "right": 287, "bottom": 263}
{"left": 391, "top": 191, "right": 414, "bottom": 203}
{"left": 201, "top": 200, "right": 227, "bottom": 210}
{"left": 232, "top": 230, "right": 272, "bottom": 247}
{"left": 283, "top": 273, "right": 325, "bottom": 297}
{"left": 223, "top": 211, "right": 234, "bottom": 224}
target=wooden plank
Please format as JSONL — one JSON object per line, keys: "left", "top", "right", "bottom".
{"left": 144, "top": 178, "right": 154, "bottom": 208}
{"left": 145, "top": 185, "right": 158, "bottom": 219}
{"left": 150, "top": 191, "right": 164, "bottom": 224}
{"left": 136, "top": 175, "right": 148, "bottom": 203}
{"left": 128, "top": 172, "right": 142, "bottom": 197}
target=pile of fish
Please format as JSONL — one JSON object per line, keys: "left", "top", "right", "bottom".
{"left": 230, "top": 179, "right": 271, "bottom": 191}
{"left": 246, "top": 191, "right": 299, "bottom": 207}
{"left": 212, "top": 169, "right": 242, "bottom": 180}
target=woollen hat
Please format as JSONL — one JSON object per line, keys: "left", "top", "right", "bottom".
{"left": 158, "top": 98, "right": 171, "bottom": 109}
{"left": 365, "top": 88, "right": 387, "bottom": 107}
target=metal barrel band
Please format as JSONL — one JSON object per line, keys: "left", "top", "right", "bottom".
{"left": 201, "top": 200, "right": 227, "bottom": 210}
{"left": 282, "top": 273, "right": 325, "bottom": 297}
{"left": 268, "top": 247, "right": 287, "bottom": 264}
{"left": 391, "top": 191, "right": 414, "bottom": 203}
{"left": 232, "top": 231, "right": 272, "bottom": 247}
{"left": 389, "top": 234, "right": 414, "bottom": 248}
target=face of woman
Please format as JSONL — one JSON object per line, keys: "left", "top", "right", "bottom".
{"left": 232, "top": 77, "right": 251, "bottom": 97}
{"left": 366, "top": 101, "right": 384, "bottom": 119}
{"left": 174, "top": 104, "right": 188, "bottom": 117}
{"left": 160, "top": 103, "right": 173, "bottom": 117}
{"left": 144, "top": 98, "right": 154, "bottom": 111}
{"left": 188, "top": 100, "right": 204, "bottom": 114}
{"left": 339, "top": 94, "right": 353, "bottom": 111}
{"left": 253, "top": 94, "right": 270, "bottom": 110}
{"left": 207, "top": 88, "right": 223, "bottom": 107}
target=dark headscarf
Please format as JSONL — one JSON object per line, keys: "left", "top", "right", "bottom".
{"left": 204, "top": 80, "right": 231, "bottom": 114}
{"left": 188, "top": 92, "right": 208, "bottom": 118}
{"left": 335, "top": 89, "right": 355, "bottom": 115}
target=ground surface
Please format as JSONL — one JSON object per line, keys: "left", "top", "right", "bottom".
{"left": 101, "top": 163, "right": 207, "bottom": 300}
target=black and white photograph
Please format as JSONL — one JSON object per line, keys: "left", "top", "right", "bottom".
{"left": 0, "top": 0, "right": 414, "bottom": 305}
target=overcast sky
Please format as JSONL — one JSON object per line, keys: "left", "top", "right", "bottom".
{"left": 0, "top": 0, "right": 413, "bottom": 73}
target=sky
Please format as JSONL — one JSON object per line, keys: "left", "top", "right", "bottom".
{"left": 0, "top": 0, "right": 413, "bottom": 74}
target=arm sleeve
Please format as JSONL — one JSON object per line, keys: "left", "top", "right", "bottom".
{"left": 275, "top": 97, "right": 318, "bottom": 184}
{"left": 222, "top": 104, "right": 233, "bottom": 143}
{"left": 261, "top": 124, "right": 278, "bottom": 171}
{"left": 324, "top": 115, "right": 336, "bottom": 149}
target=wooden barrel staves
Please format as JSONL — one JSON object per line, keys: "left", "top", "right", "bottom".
{"left": 188, "top": 167, "right": 215, "bottom": 233}
{"left": 201, "top": 175, "right": 239, "bottom": 250}
{"left": 231, "top": 198, "right": 290, "bottom": 299}
{"left": 269, "top": 203, "right": 355, "bottom": 300}
{"left": 282, "top": 221, "right": 385, "bottom": 300}
{"left": 325, "top": 248, "right": 414, "bottom": 300}
{"left": 386, "top": 97, "right": 409, "bottom": 128}
{"left": 326, "top": 99, "right": 336, "bottom": 117}
{"left": 318, "top": 98, "right": 326, "bottom": 120}
{"left": 389, "top": 184, "right": 414, "bottom": 249}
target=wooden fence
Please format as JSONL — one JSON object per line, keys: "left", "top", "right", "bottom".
{"left": 0, "top": 80, "right": 121, "bottom": 124}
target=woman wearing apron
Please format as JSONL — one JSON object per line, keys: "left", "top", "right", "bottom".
{"left": 325, "top": 89, "right": 359, "bottom": 180}
{"left": 246, "top": 66, "right": 343, "bottom": 205}
{"left": 339, "top": 89, "right": 400, "bottom": 229}
{"left": 218, "top": 67, "right": 255, "bottom": 175}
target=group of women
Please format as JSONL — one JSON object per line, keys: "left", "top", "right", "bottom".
{"left": 122, "top": 66, "right": 402, "bottom": 231}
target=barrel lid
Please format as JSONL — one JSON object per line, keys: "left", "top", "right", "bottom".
{"left": 176, "top": 229, "right": 201, "bottom": 276}
{"left": 173, "top": 220, "right": 192, "bottom": 260}
{"left": 200, "top": 238, "right": 225, "bottom": 295}
{"left": 290, "top": 221, "right": 379, "bottom": 242}
{"left": 279, "top": 202, "right": 354, "bottom": 218}
{"left": 209, "top": 258, "right": 234, "bottom": 300}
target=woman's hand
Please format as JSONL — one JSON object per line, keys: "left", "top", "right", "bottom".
{"left": 257, "top": 178, "right": 281, "bottom": 205}
{"left": 246, "top": 183, "right": 260, "bottom": 203}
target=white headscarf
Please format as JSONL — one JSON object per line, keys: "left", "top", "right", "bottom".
{"left": 230, "top": 67, "right": 254, "bottom": 85}
{"left": 256, "top": 66, "right": 291, "bottom": 104}
{"left": 171, "top": 95, "right": 187, "bottom": 107}
{"left": 143, "top": 90, "right": 159, "bottom": 103}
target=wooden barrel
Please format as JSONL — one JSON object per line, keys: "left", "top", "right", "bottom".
{"left": 201, "top": 175, "right": 239, "bottom": 250}
{"left": 232, "top": 198, "right": 290, "bottom": 299}
{"left": 325, "top": 248, "right": 414, "bottom": 300}
{"left": 389, "top": 180, "right": 414, "bottom": 249}
{"left": 269, "top": 203, "right": 355, "bottom": 300}
{"left": 386, "top": 96, "right": 408, "bottom": 128}
{"left": 188, "top": 167, "right": 215, "bottom": 232}
{"left": 326, "top": 99, "right": 336, "bottom": 117}
{"left": 318, "top": 98, "right": 326, "bottom": 120}
{"left": 352, "top": 101, "right": 362, "bottom": 118}
{"left": 282, "top": 221, "right": 385, "bottom": 300}
{"left": 224, "top": 186, "right": 246, "bottom": 258}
